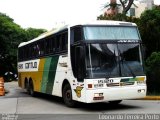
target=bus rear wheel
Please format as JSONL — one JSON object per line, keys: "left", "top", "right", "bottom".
{"left": 25, "top": 80, "right": 30, "bottom": 94}
{"left": 62, "top": 84, "right": 75, "bottom": 107}
{"left": 28, "top": 80, "right": 35, "bottom": 97}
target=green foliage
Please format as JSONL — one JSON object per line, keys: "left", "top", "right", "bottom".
{"left": 139, "top": 6, "right": 160, "bottom": 57}
{"left": 25, "top": 28, "right": 47, "bottom": 40}
{"left": 145, "top": 52, "right": 160, "bottom": 95}
{"left": 97, "top": 13, "right": 127, "bottom": 21}
{"left": 0, "top": 12, "right": 46, "bottom": 79}
{"left": 97, "top": 12, "right": 140, "bottom": 25}
{"left": 0, "top": 13, "right": 26, "bottom": 76}
{"left": 146, "top": 52, "right": 160, "bottom": 70}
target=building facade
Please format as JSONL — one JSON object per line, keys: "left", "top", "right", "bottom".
{"left": 127, "top": 0, "right": 154, "bottom": 17}
{"left": 104, "top": 0, "right": 154, "bottom": 18}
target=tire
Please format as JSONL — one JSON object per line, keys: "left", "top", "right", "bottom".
{"left": 25, "top": 80, "right": 30, "bottom": 94}
{"left": 29, "top": 81, "right": 35, "bottom": 97}
{"left": 62, "top": 84, "right": 75, "bottom": 107}
{"left": 109, "top": 100, "right": 122, "bottom": 105}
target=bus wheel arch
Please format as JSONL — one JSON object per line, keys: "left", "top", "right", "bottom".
{"left": 24, "top": 78, "right": 28, "bottom": 89}
{"left": 62, "top": 79, "right": 75, "bottom": 107}
{"left": 62, "top": 79, "right": 70, "bottom": 92}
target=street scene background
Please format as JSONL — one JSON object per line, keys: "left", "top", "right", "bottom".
{"left": 0, "top": 0, "right": 160, "bottom": 119}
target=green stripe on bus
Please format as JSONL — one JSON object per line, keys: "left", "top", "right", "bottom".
{"left": 41, "top": 58, "right": 52, "bottom": 93}
{"left": 46, "top": 56, "right": 59, "bottom": 94}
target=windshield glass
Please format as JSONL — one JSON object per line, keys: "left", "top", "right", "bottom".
{"left": 83, "top": 26, "right": 140, "bottom": 40}
{"left": 85, "top": 43, "right": 144, "bottom": 79}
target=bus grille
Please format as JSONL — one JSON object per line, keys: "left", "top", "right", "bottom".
{"left": 107, "top": 82, "right": 134, "bottom": 87}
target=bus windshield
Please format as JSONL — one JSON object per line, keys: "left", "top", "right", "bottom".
{"left": 85, "top": 43, "right": 144, "bottom": 79}
{"left": 83, "top": 26, "right": 140, "bottom": 40}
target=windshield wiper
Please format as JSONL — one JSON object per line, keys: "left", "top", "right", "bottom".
{"left": 121, "top": 59, "right": 136, "bottom": 78}
{"left": 118, "top": 49, "right": 136, "bottom": 78}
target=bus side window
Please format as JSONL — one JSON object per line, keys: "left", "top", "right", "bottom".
{"left": 49, "top": 37, "right": 52, "bottom": 54}
{"left": 31, "top": 44, "right": 35, "bottom": 59}
{"left": 56, "top": 35, "right": 60, "bottom": 52}
{"left": 25, "top": 46, "right": 29, "bottom": 60}
{"left": 33, "top": 43, "right": 38, "bottom": 58}
{"left": 45, "top": 38, "right": 50, "bottom": 55}
{"left": 22, "top": 48, "right": 25, "bottom": 60}
{"left": 30, "top": 44, "right": 33, "bottom": 58}
{"left": 52, "top": 37, "right": 56, "bottom": 53}
{"left": 61, "top": 32, "right": 68, "bottom": 51}
{"left": 71, "top": 26, "right": 82, "bottom": 43}
{"left": 39, "top": 40, "right": 44, "bottom": 56}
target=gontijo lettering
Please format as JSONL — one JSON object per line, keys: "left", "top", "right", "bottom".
{"left": 25, "top": 62, "right": 37, "bottom": 69}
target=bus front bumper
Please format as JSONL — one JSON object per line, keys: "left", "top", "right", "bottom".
{"left": 85, "top": 85, "right": 147, "bottom": 103}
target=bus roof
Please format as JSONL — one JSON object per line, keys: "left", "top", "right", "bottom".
{"left": 18, "top": 20, "right": 137, "bottom": 48}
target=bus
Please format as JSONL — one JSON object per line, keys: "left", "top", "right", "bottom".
{"left": 18, "top": 20, "right": 146, "bottom": 107}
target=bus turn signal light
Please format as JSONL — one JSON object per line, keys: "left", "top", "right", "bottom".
{"left": 88, "top": 84, "right": 92, "bottom": 88}
{"left": 138, "top": 89, "right": 145, "bottom": 93}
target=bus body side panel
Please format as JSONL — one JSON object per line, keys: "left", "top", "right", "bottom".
{"left": 51, "top": 55, "right": 68, "bottom": 97}
{"left": 18, "top": 59, "right": 44, "bottom": 91}
{"left": 18, "top": 56, "right": 60, "bottom": 94}
{"left": 40, "top": 56, "right": 59, "bottom": 94}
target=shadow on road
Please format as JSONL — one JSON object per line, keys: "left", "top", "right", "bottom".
{"left": 77, "top": 102, "right": 141, "bottom": 112}
{"left": 3, "top": 82, "right": 142, "bottom": 112}
{"left": 31, "top": 92, "right": 142, "bottom": 112}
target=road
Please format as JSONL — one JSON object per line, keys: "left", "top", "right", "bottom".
{"left": 0, "top": 82, "right": 160, "bottom": 120}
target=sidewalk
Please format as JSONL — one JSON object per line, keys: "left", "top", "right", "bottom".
{"left": 142, "top": 96, "right": 160, "bottom": 100}
{"left": 4, "top": 81, "right": 18, "bottom": 93}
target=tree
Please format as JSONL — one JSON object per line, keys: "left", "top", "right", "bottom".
{"left": 103, "top": 0, "right": 121, "bottom": 16}
{"left": 119, "top": 0, "right": 134, "bottom": 15}
{"left": 138, "top": 6, "right": 160, "bottom": 95}
{"left": 97, "top": 13, "right": 126, "bottom": 21}
{"left": 145, "top": 52, "right": 160, "bottom": 95}
{"left": 26, "top": 28, "right": 47, "bottom": 41}
{"left": 99, "top": 0, "right": 134, "bottom": 21}
{"left": 139, "top": 6, "right": 160, "bottom": 58}
{"left": 0, "top": 13, "right": 27, "bottom": 76}
{"left": 0, "top": 12, "right": 46, "bottom": 79}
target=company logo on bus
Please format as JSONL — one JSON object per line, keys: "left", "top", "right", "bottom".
{"left": 118, "top": 40, "right": 139, "bottom": 43}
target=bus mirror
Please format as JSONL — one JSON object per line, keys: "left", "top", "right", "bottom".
{"left": 75, "top": 46, "right": 86, "bottom": 80}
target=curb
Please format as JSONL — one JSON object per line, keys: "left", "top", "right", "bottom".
{"left": 141, "top": 96, "right": 160, "bottom": 100}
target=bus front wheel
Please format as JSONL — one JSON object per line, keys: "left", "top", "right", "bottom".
{"left": 62, "top": 84, "right": 75, "bottom": 107}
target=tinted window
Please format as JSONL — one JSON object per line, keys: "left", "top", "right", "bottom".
{"left": 71, "top": 26, "right": 82, "bottom": 43}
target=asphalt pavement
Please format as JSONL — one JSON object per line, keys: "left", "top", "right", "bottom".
{"left": 0, "top": 81, "right": 160, "bottom": 120}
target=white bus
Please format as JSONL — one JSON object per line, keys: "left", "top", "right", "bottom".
{"left": 18, "top": 20, "right": 146, "bottom": 107}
